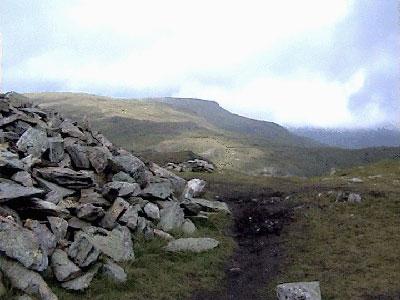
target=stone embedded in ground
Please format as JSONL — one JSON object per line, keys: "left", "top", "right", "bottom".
{"left": 51, "top": 249, "right": 81, "bottom": 282}
{"left": 0, "top": 216, "right": 48, "bottom": 271}
{"left": 190, "top": 198, "right": 231, "bottom": 214}
{"left": 0, "top": 255, "right": 58, "bottom": 300}
{"left": 68, "top": 230, "right": 101, "bottom": 268}
{"left": 11, "top": 171, "right": 33, "bottom": 187}
{"left": 61, "top": 263, "right": 101, "bottom": 291}
{"left": 76, "top": 203, "right": 105, "bottom": 221}
{"left": 24, "top": 219, "right": 57, "bottom": 256}
{"left": 48, "top": 216, "right": 68, "bottom": 241}
{"left": 66, "top": 145, "right": 91, "bottom": 169}
{"left": 85, "top": 225, "right": 135, "bottom": 262}
{"left": 348, "top": 192, "right": 363, "bottom": 203}
{"left": 158, "top": 202, "right": 185, "bottom": 232}
{"left": 102, "top": 260, "right": 127, "bottom": 283}
{"left": 102, "top": 181, "right": 141, "bottom": 199}
{"left": 165, "top": 238, "right": 219, "bottom": 253}
{"left": 0, "top": 183, "right": 44, "bottom": 203}
{"left": 144, "top": 202, "right": 160, "bottom": 220}
{"left": 182, "top": 179, "right": 206, "bottom": 199}
{"left": 36, "top": 167, "right": 95, "bottom": 190}
{"left": 153, "top": 229, "right": 174, "bottom": 240}
{"left": 100, "top": 197, "right": 129, "bottom": 230}
{"left": 16, "top": 127, "right": 49, "bottom": 158}
{"left": 276, "top": 281, "right": 322, "bottom": 300}
{"left": 182, "top": 219, "right": 197, "bottom": 235}
{"left": 35, "top": 177, "right": 75, "bottom": 199}
{"left": 110, "top": 152, "right": 147, "bottom": 187}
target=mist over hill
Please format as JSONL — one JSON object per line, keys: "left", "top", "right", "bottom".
{"left": 289, "top": 127, "right": 400, "bottom": 149}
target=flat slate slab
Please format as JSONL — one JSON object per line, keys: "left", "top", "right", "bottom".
{"left": 165, "top": 238, "right": 219, "bottom": 253}
{"left": 0, "top": 183, "right": 44, "bottom": 203}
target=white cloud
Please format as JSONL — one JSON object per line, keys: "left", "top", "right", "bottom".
{"left": 8, "top": 0, "right": 395, "bottom": 128}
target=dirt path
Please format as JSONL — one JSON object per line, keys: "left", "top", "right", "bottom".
{"left": 191, "top": 184, "right": 292, "bottom": 300}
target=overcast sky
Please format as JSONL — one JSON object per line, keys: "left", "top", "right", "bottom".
{"left": 1, "top": 0, "right": 398, "bottom": 128}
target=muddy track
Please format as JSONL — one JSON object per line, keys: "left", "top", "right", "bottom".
{"left": 191, "top": 184, "right": 292, "bottom": 300}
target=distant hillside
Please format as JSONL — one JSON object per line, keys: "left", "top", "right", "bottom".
{"left": 24, "top": 92, "right": 400, "bottom": 177}
{"left": 290, "top": 127, "right": 400, "bottom": 149}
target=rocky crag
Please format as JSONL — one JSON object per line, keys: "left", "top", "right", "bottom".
{"left": 0, "top": 92, "right": 229, "bottom": 300}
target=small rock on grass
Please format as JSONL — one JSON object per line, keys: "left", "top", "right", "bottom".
{"left": 165, "top": 238, "right": 219, "bottom": 253}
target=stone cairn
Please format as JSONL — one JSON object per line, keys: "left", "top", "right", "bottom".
{"left": 0, "top": 92, "right": 230, "bottom": 300}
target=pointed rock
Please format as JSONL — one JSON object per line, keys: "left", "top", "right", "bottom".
{"left": 16, "top": 127, "right": 49, "bottom": 157}
{"left": 61, "top": 263, "right": 101, "bottom": 291}
{"left": 0, "top": 216, "right": 48, "bottom": 271}
{"left": 99, "top": 197, "right": 129, "bottom": 230}
{"left": 24, "top": 219, "right": 57, "bottom": 256}
{"left": 51, "top": 249, "right": 81, "bottom": 282}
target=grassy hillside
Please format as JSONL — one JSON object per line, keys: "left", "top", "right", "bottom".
{"left": 25, "top": 92, "right": 400, "bottom": 177}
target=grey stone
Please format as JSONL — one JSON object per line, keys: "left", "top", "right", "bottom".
{"left": 11, "top": 171, "right": 33, "bottom": 187}
{"left": 0, "top": 205, "right": 22, "bottom": 225}
{"left": 153, "top": 229, "right": 174, "bottom": 240}
{"left": 44, "top": 190, "right": 63, "bottom": 204}
{"left": 102, "top": 260, "right": 127, "bottom": 283}
{"left": 158, "top": 202, "right": 185, "bottom": 232}
{"left": 148, "top": 163, "right": 187, "bottom": 195}
{"left": 35, "top": 177, "right": 75, "bottom": 199}
{"left": 165, "top": 238, "right": 219, "bottom": 253}
{"left": 59, "top": 120, "right": 85, "bottom": 140}
{"left": 47, "top": 137, "right": 64, "bottom": 163}
{"left": 67, "top": 230, "right": 101, "bottom": 268}
{"left": 48, "top": 217, "right": 68, "bottom": 241}
{"left": 66, "top": 145, "right": 90, "bottom": 169}
{"left": 182, "top": 179, "right": 206, "bottom": 199}
{"left": 182, "top": 219, "right": 197, "bottom": 235}
{"left": 79, "top": 188, "right": 110, "bottom": 207}
{"left": 0, "top": 255, "right": 58, "bottom": 300}
{"left": 112, "top": 171, "right": 135, "bottom": 183}
{"left": 76, "top": 203, "right": 105, "bottom": 221}
{"left": 87, "top": 146, "right": 111, "bottom": 173}
{"left": 51, "top": 249, "right": 81, "bottom": 282}
{"left": 181, "top": 198, "right": 202, "bottom": 215}
{"left": 16, "top": 128, "right": 49, "bottom": 157}
{"left": 348, "top": 192, "right": 363, "bottom": 203}
{"left": 102, "top": 181, "right": 141, "bottom": 200}
{"left": 24, "top": 219, "right": 57, "bottom": 256}
{"left": 144, "top": 226, "right": 154, "bottom": 241}
{"left": 61, "top": 263, "right": 101, "bottom": 291}
{"left": 21, "top": 199, "right": 70, "bottom": 218}
{"left": 92, "top": 132, "right": 113, "bottom": 148}
{"left": 144, "top": 202, "right": 160, "bottom": 220}
{"left": 0, "top": 183, "right": 44, "bottom": 203}
{"left": 15, "top": 295, "right": 35, "bottom": 300}
{"left": 99, "top": 197, "right": 129, "bottom": 230}
{"left": 84, "top": 225, "right": 135, "bottom": 262}
{"left": 110, "top": 152, "right": 147, "bottom": 187}
{"left": 21, "top": 155, "right": 41, "bottom": 171}
{"left": 81, "top": 115, "right": 91, "bottom": 132}
{"left": 276, "top": 281, "right": 322, "bottom": 300}
{"left": 118, "top": 206, "right": 139, "bottom": 230}
{"left": 0, "top": 216, "right": 48, "bottom": 271}
{"left": 0, "top": 149, "right": 24, "bottom": 170}
{"left": 36, "top": 167, "right": 95, "bottom": 190}
{"left": 190, "top": 198, "right": 231, "bottom": 214}
{"left": 68, "top": 217, "right": 91, "bottom": 230}
{"left": 140, "top": 177, "right": 174, "bottom": 200}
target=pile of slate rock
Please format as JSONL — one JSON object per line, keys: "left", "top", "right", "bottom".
{"left": 0, "top": 92, "right": 230, "bottom": 300}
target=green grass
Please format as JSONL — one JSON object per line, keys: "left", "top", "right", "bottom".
{"left": 265, "top": 159, "right": 400, "bottom": 300}
{"left": 40, "top": 213, "right": 234, "bottom": 300}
